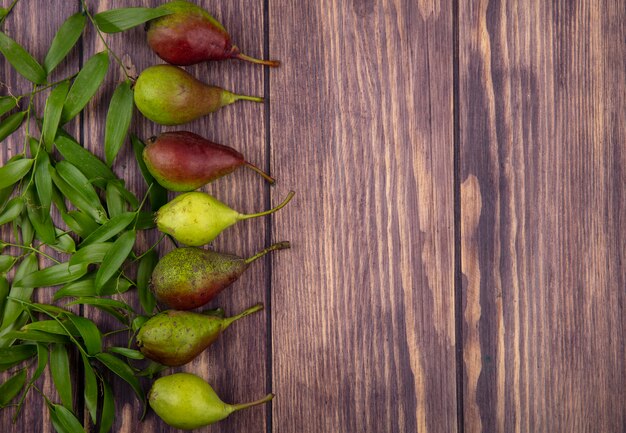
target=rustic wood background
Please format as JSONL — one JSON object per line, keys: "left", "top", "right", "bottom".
{"left": 1, "top": 0, "right": 624, "bottom": 432}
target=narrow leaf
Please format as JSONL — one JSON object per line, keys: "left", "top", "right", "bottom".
{"left": 0, "top": 255, "right": 16, "bottom": 272}
{"left": 22, "top": 320, "right": 69, "bottom": 335}
{"left": 0, "top": 368, "right": 27, "bottom": 407}
{"left": 137, "top": 250, "right": 157, "bottom": 314}
{"left": 0, "top": 196, "right": 24, "bottom": 225}
{"left": 35, "top": 151, "right": 53, "bottom": 214}
{"left": 0, "top": 96, "right": 18, "bottom": 117}
{"left": 79, "top": 212, "right": 134, "bottom": 247}
{"left": 0, "top": 345, "right": 36, "bottom": 364}
{"left": 0, "top": 32, "right": 46, "bottom": 84}
{"left": 94, "top": 7, "right": 172, "bottom": 33}
{"left": 0, "top": 158, "right": 33, "bottom": 189}
{"left": 52, "top": 167, "right": 107, "bottom": 224}
{"left": 69, "top": 242, "right": 113, "bottom": 266}
{"left": 0, "top": 276, "right": 8, "bottom": 321}
{"left": 56, "top": 161, "right": 107, "bottom": 220}
{"left": 95, "top": 230, "right": 135, "bottom": 293}
{"left": 104, "top": 80, "right": 133, "bottom": 166}
{"left": 50, "top": 229, "right": 76, "bottom": 254}
{"left": 54, "top": 404, "right": 86, "bottom": 433}
{"left": 42, "top": 81, "right": 70, "bottom": 150}
{"left": 44, "top": 12, "right": 86, "bottom": 74}
{"left": 54, "top": 275, "right": 133, "bottom": 300}
{"left": 0, "top": 111, "right": 25, "bottom": 142}
{"left": 95, "top": 353, "right": 145, "bottom": 406}
{"left": 107, "top": 347, "right": 144, "bottom": 360}
{"left": 1, "top": 254, "right": 38, "bottom": 330}
{"left": 14, "top": 262, "right": 88, "bottom": 288}
{"left": 50, "top": 343, "right": 73, "bottom": 409}
{"left": 132, "top": 135, "right": 167, "bottom": 210}
{"left": 55, "top": 133, "right": 115, "bottom": 187}
{"left": 61, "top": 210, "right": 99, "bottom": 239}
{"left": 5, "top": 329, "right": 71, "bottom": 344}
{"left": 82, "top": 354, "right": 98, "bottom": 423}
{"left": 61, "top": 51, "right": 109, "bottom": 123}
{"left": 67, "top": 296, "right": 134, "bottom": 312}
{"left": 25, "top": 187, "right": 56, "bottom": 245}
{"left": 105, "top": 182, "right": 125, "bottom": 218}
{"left": 66, "top": 315, "right": 101, "bottom": 355}
{"left": 99, "top": 380, "right": 114, "bottom": 433}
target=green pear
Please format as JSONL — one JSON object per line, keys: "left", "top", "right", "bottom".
{"left": 149, "top": 372, "right": 273, "bottom": 429}
{"left": 156, "top": 191, "right": 295, "bottom": 246}
{"left": 133, "top": 65, "right": 263, "bottom": 125}
{"left": 136, "top": 304, "right": 263, "bottom": 366}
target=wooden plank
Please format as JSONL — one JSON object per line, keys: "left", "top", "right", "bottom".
{"left": 78, "top": 1, "right": 270, "bottom": 432}
{"left": 0, "top": 1, "right": 81, "bottom": 432}
{"left": 269, "top": 1, "right": 457, "bottom": 432}
{"left": 459, "top": 0, "right": 625, "bottom": 432}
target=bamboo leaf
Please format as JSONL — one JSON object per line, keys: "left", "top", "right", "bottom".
{"left": 95, "top": 230, "right": 135, "bottom": 293}
{"left": 0, "top": 276, "right": 8, "bottom": 322}
{"left": 35, "top": 151, "right": 53, "bottom": 215}
{"left": 67, "top": 296, "right": 134, "bottom": 312}
{"left": 99, "top": 380, "right": 114, "bottom": 433}
{"left": 0, "top": 255, "right": 16, "bottom": 272}
{"left": 50, "top": 343, "right": 73, "bottom": 409}
{"left": 0, "top": 96, "right": 18, "bottom": 117}
{"left": 1, "top": 254, "right": 38, "bottom": 330}
{"left": 137, "top": 250, "right": 157, "bottom": 314}
{"left": 61, "top": 210, "right": 99, "bottom": 239}
{"left": 104, "top": 80, "right": 133, "bottom": 166}
{"left": 82, "top": 354, "right": 98, "bottom": 423}
{"left": 105, "top": 182, "right": 125, "bottom": 218}
{"left": 56, "top": 161, "right": 106, "bottom": 219}
{"left": 25, "top": 187, "right": 56, "bottom": 245}
{"left": 0, "top": 158, "right": 33, "bottom": 190}
{"left": 94, "top": 7, "right": 172, "bottom": 33}
{"left": 0, "top": 345, "right": 36, "bottom": 365}
{"left": 42, "top": 81, "right": 70, "bottom": 150}
{"left": 51, "top": 167, "right": 108, "bottom": 224}
{"left": 95, "top": 353, "right": 145, "bottom": 407}
{"left": 49, "top": 229, "right": 77, "bottom": 254}
{"left": 54, "top": 275, "right": 133, "bottom": 300}
{"left": 0, "top": 110, "right": 25, "bottom": 142}
{"left": 0, "top": 368, "right": 26, "bottom": 407}
{"left": 22, "top": 320, "right": 71, "bottom": 335}
{"left": 0, "top": 32, "right": 46, "bottom": 84}
{"left": 53, "top": 404, "right": 86, "bottom": 433}
{"left": 14, "top": 262, "right": 88, "bottom": 288}
{"left": 0, "top": 196, "right": 24, "bottom": 225}
{"left": 131, "top": 135, "right": 167, "bottom": 210}
{"left": 79, "top": 212, "right": 134, "bottom": 247}
{"left": 69, "top": 242, "right": 113, "bottom": 266}
{"left": 44, "top": 12, "right": 86, "bottom": 74}
{"left": 55, "top": 133, "right": 115, "bottom": 187}
{"left": 5, "top": 329, "right": 71, "bottom": 344}
{"left": 107, "top": 346, "right": 144, "bottom": 360}
{"left": 65, "top": 315, "right": 101, "bottom": 355}
{"left": 61, "top": 51, "right": 109, "bottom": 123}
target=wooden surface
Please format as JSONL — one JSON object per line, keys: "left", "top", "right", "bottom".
{"left": 0, "top": 0, "right": 624, "bottom": 432}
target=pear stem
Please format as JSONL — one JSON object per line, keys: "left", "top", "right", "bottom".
{"left": 222, "top": 303, "right": 264, "bottom": 329}
{"left": 245, "top": 162, "right": 276, "bottom": 184}
{"left": 240, "top": 191, "right": 295, "bottom": 220}
{"left": 230, "top": 393, "right": 275, "bottom": 412}
{"left": 245, "top": 241, "right": 291, "bottom": 264}
{"left": 234, "top": 94, "right": 265, "bottom": 103}
{"left": 234, "top": 52, "right": 281, "bottom": 67}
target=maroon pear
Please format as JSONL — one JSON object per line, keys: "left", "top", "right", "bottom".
{"left": 147, "top": 0, "right": 279, "bottom": 67}
{"left": 143, "top": 131, "right": 274, "bottom": 191}
{"left": 151, "top": 242, "right": 290, "bottom": 310}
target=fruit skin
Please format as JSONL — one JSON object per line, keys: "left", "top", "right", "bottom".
{"left": 133, "top": 65, "right": 262, "bottom": 125}
{"left": 150, "top": 243, "right": 289, "bottom": 310}
{"left": 136, "top": 304, "right": 263, "bottom": 366}
{"left": 149, "top": 372, "right": 274, "bottom": 430}
{"left": 143, "top": 131, "right": 270, "bottom": 191}
{"left": 146, "top": 0, "right": 279, "bottom": 67}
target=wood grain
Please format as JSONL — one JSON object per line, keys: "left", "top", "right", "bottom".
{"left": 269, "top": 1, "right": 457, "bottom": 432}
{"left": 459, "top": 0, "right": 626, "bottom": 432}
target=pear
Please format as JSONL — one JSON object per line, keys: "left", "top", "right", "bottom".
{"left": 136, "top": 304, "right": 263, "bottom": 366}
{"left": 149, "top": 372, "right": 273, "bottom": 430}
{"left": 151, "top": 242, "right": 290, "bottom": 310}
{"left": 156, "top": 191, "right": 295, "bottom": 246}
{"left": 147, "top": 0, "right": 279, "bottom": 67}
{"left": 133, "top": 65, "right": 263, "bottom": 125}
{"left": 143, "top": 131, "right": 274, "bottom": 191}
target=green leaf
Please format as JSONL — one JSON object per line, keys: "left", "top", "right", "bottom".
{"left": 35, "top": 151, "right": 53, "bottom": 215}
{"left": 107, "top": 180, "right": 139, "bottom": 209}
{"left": 95, "top": 230, "right": 135, "bottom": 293}
{"left": 25, "top": 187, "right": 56, "bottom": 245}
{"left": 0, "top": 96, "right": 18, "bottom": 117}
{"left": 50, "top": 343, "right": 73, "bottom": 409}
{"left": 61, "top": 51, "right": 109, "bottom": 123}
{"left": 104, "top": 80, "right": 133, "bottom": 166}
{"left": 32, "top": 342, "right": 48, "bottom": 381}
{"left": 42, "top": 81, "right": 70, "bottom": 150}
{"left": 53, "top": 404, "right": 86, "bottom": 433}
{"left": 132, "top": 135, "right": 167, "bottom": 211}
{"left": 5, "top": 329, "right": 71, "bottom": 344}
{"left": 0, "top": 312, "right": 28, "bottom": 348}
{"left": 56, "top": 161, "right": 107, "bottom": 221}
{"left": 95, "top": 353, "right": 145, "bottom": 407}
{"left": 69, "top": 242, "right": 113, "bottom": 266}
{"left": 0, "top": 368, "right": 26, "bottom": 407}
{"left": 52, "top": 167, "right": 108, "bottom": 224}
{"left": 18, "top": 214, "right": 34, "bottom": 245}
{"left": 82, "top": 354, "right": 98, "bottom": 423}
{"left": 54, "top": 275, "right": 133, "bottom": 300}
{"left": 105, "top": 182, "right": 125, "bottom": 218}
{"left": 14, "top": 262, "right": 88, "bottom": 288}
{"left": 22, "top": 320, "right": 71, "bottom": 335}
{"left": 55, "top": 133, "right": 116, "bottom": 187}
{"left": 1, "top": 254, "right": 38, "bottom": 330}
{"left": 0, "top": 345, "right": 36, "bottom": 365}
{"left": 0, "top": 158, "right": 33, "bottom": 190}
{"left": 137, "top": 250, "right": 157, "bottom": 315}
{"left": 44, "top": 12, "right": 86, "bottom": 74}
{"left": 107, "top": 346, "right": 144, "bottom": 360}
{"left": 0, "top": 256, "right": 15, "bottom": 272}
{"left": 0, "top": 32, "right": 46, "bottom": 84}
{"left": 66, "top": 315, "right": 101, "bottom": 355}
{"left": 134, "top": 211, "right": 156, "bottom": 230}
{"left": 94, "top": 7, "right": 172, "bottom": 33}
{"left": 0, "top": 196, "right": 24, "bottom": 225}
{"left": 79, "top": 212, "right": 134, "bottom": 247}
{"left": 0, "top": 110, "right": 25, "bottom": 142}
{"left": 99, "top": 380, "right": 114, "bottom": 433}
{"left": 0, "top": 276, "right": 8, "bottom": 321}
{"left": 61, "top": 210, "right": 99, "bottom": 239}
{"left": 67, "top": 296, "right": 134, "bottom": 312}
{"left": 50, "top": 229, "right": 77, "bottom": 254}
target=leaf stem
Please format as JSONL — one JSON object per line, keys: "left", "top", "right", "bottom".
{"left": 0, "top": 0, "right": 20, "bottom": 28}
{"left": 2, "top": 242, "right": 61, "bottom": 264}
